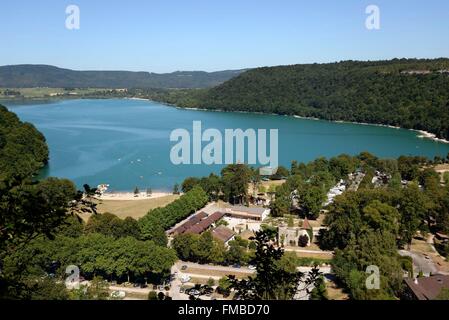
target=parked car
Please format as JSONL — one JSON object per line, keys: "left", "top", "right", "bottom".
{"left": 181, "top": 265, "right": 188, "bottom": 271}
{"left": 110, "top": 291, "right": 126, "bottom": 299}
{"left": 232, "top": 264, "right": 241, "bottom": 269}
{"left": 248, "top": 265, "right": 256, "bottom": 270}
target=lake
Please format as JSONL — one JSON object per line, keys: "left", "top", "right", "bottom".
{"left": 5, "top": 98, "right": 449, "bottom": 191}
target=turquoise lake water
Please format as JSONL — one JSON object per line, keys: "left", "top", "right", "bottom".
{"left": 5, "top": 99, "right": 449, "bottom": 191}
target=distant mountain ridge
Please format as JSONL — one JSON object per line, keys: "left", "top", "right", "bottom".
{"left": 0, "top": 64, "right": 245, "bottom": 89}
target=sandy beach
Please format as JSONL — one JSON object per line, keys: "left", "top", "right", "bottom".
{"left": 96, "top": 191, "right": 173, "bottom": 201}
{"left": 415, "top": 130, "right": 449, "bottom": 144}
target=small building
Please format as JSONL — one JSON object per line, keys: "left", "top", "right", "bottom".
{"left": 211, "top": 226, "right": 236, "bottom": 245}
{"left": 171, "top": 211, "right": 208, "bottom": 235}
{"left": 403, "top": 275, "right": 449, "bottom": 300}
{"left": 278, "top": 226, "right": 311, "bottom": 247}
{"left": 224, "top": 206, "right": 269, "bottom": 221}
{"left": 184, "top": 211, "right": 225, "bottom": 235}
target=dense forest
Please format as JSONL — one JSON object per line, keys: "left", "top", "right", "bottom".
{"left": 0, "top": 65, "right": 244, "bottom": 89}
{"left": 150, "top": 58, "right": 449, "bottom": 140}
{"left": 0, "top": 105, "right": 48, "bottom": 179}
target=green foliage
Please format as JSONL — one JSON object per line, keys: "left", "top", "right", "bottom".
{"left": 156, "top": 59, "right": 449, "bottom": 141}
{"left": 172, "top": 232, "right": 227, "bottom": 264}
{"left": 148, "top": 291, "right": 158, "bottom": 300}
{"left": 70, "top": 276, "right": 109, "bottom": 300}
{"left": 3, "top": 233, "right": 178, "bottom": 283}
{"left": 310, "top": 275, "right": 328, "bottom": 300}
{"left": 0, "top": 105, "right": 48, "bottom": 180}
{"left": 332, "top": 230, "right": 403, "bottom": 300}
{"left": 0, "top": 65, "right": 244, "bottom": 89}
{"left": 138, "top": 186, "right": 208, "bottom": 243}
{"left": 85, "top": 213, "right": 141, "bottom": 239}
{"left": 221, "top": 164, "right": 252, "bottom": 204}
{"left": 207, "top": 278, "right": 215, "bottom": 287}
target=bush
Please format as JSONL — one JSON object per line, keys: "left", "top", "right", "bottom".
{"left": 148, "top": 291, "right": 158, "bottom": 300}
{"left": 298, "top": 234, "right": 309, "bottom": 247}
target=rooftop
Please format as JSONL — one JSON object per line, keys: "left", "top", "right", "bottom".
{"left": 404, "top": 275, "right": 449, "bottom": 300}
{"left": 212, "top": 225, "right": 235, "bottom": 243}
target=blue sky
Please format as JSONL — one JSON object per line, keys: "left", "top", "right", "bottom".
{"left": 1, "top": 0, "right": 448, "bottom": 73}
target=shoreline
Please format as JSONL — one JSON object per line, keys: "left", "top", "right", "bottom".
{"left": 95, "top": 191, "right": 173, "bottom": 201}
{"left": 5, "top": 95, "right": 449, "bottom": 144}
{"left": 180, "top": 106, "right": 449, "bottom": 144}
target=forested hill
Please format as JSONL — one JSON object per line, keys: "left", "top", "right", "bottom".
{"left": 0, "top": 65, "right": 245, "bottom": 89}
{"left": 0, "top": 104, "right": 48, "bottom": 180}
{"left": 158, "top": 58, "right": 449, "bottom": 140}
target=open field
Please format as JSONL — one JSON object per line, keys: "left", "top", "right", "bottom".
{"left": 0, "top": 87, "right": 121, "bottom": 99}
{"left": 95, "top": 194, "right": 180, "bottom": 219}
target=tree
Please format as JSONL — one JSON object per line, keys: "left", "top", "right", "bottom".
{"left": 146, "top": 188, "right": 152, "bottom": 197}
{"left": 207, "top": 278, "right": 215, "bottom": 287}
{"left": 173, "top": 183, "right": 180, "bottom": 195}
{"left": 217, "top": 277, "right": 232, "bottom": 297}
{"left": 221, "top": 164, "right": 252, "bottom": 204}
{"left": 302, "top": 186, "right": 326, "bottom": 219}
{"left": 310, "top": 275, "right": 328, "bottom": 300}
{"left": 397, "top": 183, "right": 428, "bottom": 247}
{"left": 182, "top": 177, "right": 200, "bottom": 193}
{"left": 70, "top": 276, "right": 109, "bottom": 300}
{"left": 362, "top": 200, "right": 400, "bottom": 236}
{"left": 172, "top": 233, "right": 199, "bottom": 261}
{"left": 227, "top": 229, "right": 320, "bottom": 300}
{"left": 148, "top": 291, "right": 158, "bottom": 300}
{"left": 332, "top": 230, "right": 403, "bottom": 300}
{"left": 26, "top": 278, "right": 69, "bottom": 300}
{"left": 134, "top": 186, "right": 139, "bottom": 195}
{"left": 298, "top": 235, "right": 309, "bottom": 247}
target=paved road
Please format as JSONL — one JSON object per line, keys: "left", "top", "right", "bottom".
{"left": 175, "top": 261, "right": 331, "bottom": 275}
{"left": 170, "top": 264, "right": 188, "bottom": 300}
{"left": 399, "top": 250, "right": 438, "bottom": 276}
{"left": 175, "top": 261, "right": 255, "bottom": 275}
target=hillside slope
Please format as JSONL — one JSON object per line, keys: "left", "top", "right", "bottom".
{"left": 0, "top": 65, "right": 244, "bottom": 89}
{"left": 158, "top": 58, "right": 449, "bottom": 140}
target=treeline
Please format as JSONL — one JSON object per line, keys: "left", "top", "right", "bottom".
{"left": 0, "top": 64, "right": 244, "bottom": 89}
{"left": 3, "top": 232, "right": 177, "bottom": 286}
{"left": 138, "top": 186, "right": 209, "bottom": 244}
{"left": 149, "top": 58, "right": 449, "bottom": 140}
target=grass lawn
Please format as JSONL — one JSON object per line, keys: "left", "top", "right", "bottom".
{"left": 0, "top": 87, "right": 117, "bottom": 99}
{"left": 95, "top": 194, "right": 180, "bottom": 219}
